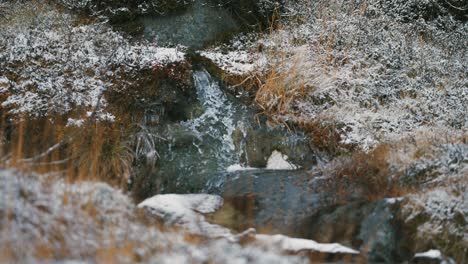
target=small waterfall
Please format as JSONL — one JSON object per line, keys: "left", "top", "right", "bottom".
{"left": 156, "top": 68, "right": 243, "bottom": 192}
{"left": 153, "top": 68, "right": 311, "bottom": 193}
{"left": 184, "top": 68, "right": 237, "bottom": 154}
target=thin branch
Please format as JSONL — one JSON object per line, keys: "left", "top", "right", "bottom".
{"left": 444, "top": 0, "right": 468, "bottom": 11}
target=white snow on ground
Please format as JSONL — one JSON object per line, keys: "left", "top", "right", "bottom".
{"left": 226, "top": 164, "right": 257, "bottom": 172}
{"left": 384, "top": 197, "right": 404, "bottom": 204}
{"left": 200, "top": 50, "right": 265, "bottom": 75}
{"left": 414, "top": 249, "right": 442, "bottom": 259}
{"left": 255, "top": 234, "right": 359, "bottom": 254}
{"left": 266, "top": 150, "right": 298, "bottom": 170}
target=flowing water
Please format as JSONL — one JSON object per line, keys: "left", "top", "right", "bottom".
{"left": 130, "top": 6, "right": 408, "bottom": 261}
{"left": 150, "top": 67, "right": 313, "bottom": 194}
{"left": 155, "top": 68, "right": 245, "bottom": 192}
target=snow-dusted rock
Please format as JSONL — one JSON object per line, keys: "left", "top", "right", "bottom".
{"left": 255, "top": 234, "right": 359, "bottom": 254}
{"left": 413, "top": 249, "right": 457, "bottom": 264}
{"left": 0, "top": 169, "right": 307, "bottom": 263}
{"left": 138, "top": 194, "right": 232, "bottom": 238}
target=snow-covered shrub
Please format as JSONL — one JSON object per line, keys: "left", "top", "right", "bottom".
{"left": 246, "top": 0, "right": 467, "bottom": 151}
{"left": 401, "top": 168, "right": 467, "bottom": 263}
{"left": 366, "top": 0, "right": 468, "bottom": 21}
{"left": 401, "top": 143, "right": 468, "bottom": 185}
{"left": 0, "top": 2, "right": 187, "bottom": 185}
{"left": 0, "top": 1, "right": 184, "bottom": 118}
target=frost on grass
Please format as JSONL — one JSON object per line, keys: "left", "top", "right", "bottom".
{"left": 390, "top": 133, "right": 468, "bottom": 261}
{"left": 199, "top": 8, "right": 467, "bottom": 255}
{"left": 0, "top": 169, "right": 306, "bottom": 263}
{"left": 215, "top": 0, "right": 467, "bottom": 151}
{"left": 0, "top": 3, "right": 184, "bottom": 118}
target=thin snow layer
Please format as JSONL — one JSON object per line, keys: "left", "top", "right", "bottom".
{"left": 138, "top": 194, "right": 232, "bottom": 238}
{"left": 138, "top": 194, "right": 360, "bottom": 256}
{"left": 200, "top": 49, "right": 265, "bottom": 75}
{"left": 384, "top": 197, "right": 404, "bottom": 204}
{"left": 0, "top": 3, "right": 184, "bottom": 117}
{"left": 402, "top": 163, "right": 468, "bottom": 247}
{"left": 226, "top": 164, "right": 257, "bottom": 172}
{"left": 414, "top": 249, "right": 442, "bottom": 259}
{"left": 0, "top": 170, "right": 305, "bottom": 263}
{"left": 255, "top": 234, "right": 359, "bottom": 254}
{"left": 246, "top": 1, "right": 467, "bottom": 151}
{"left": 266, "top": 150, "right": 298, "bottom": 170}
{"left": 405, "top": 184, "right": 468, "bottom": 237}
{"left": 226, "top": 151, "right": 298, "bottom": 171}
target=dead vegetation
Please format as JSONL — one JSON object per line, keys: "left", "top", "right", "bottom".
{"left": 331, "top": 144, "right": 406, "bottom": 201}
{"left": 1, "top": 112, "right": 134, "bottom": 188}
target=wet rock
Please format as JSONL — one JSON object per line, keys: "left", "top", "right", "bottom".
{"left": 206, "top": 170, "right": 418, "bottom": 263}
{"left": 138, "top": 1, "right": 239, "bottom": 49}
{"left": 233, "top": 123, "right": 316, "bottom": 168}
{"left": 105, "top": 60, "right": 195, "bottom": 123}
{"left": 303, "top": 200, "right": 413, "bottom": 263}
{"left": 205, "top": 170, "right": 346, "bottom": 233}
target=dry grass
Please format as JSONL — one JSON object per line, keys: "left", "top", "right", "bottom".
{"left": 330, "top": 144, "right": 409, "bottom": 201}
{"left": 1, "top": 111, "right": 135, "bottom": 188}
{"left": 300, "top": 119, "right": 347, "bottom": 155}
{"left": 256, "top": 69, "right": 306, "bottom": 118}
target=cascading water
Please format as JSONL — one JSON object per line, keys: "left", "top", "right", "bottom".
{"left": 184, "top": 68, "right": 238, "bottom": 156}
{"left": 151, "top": 67, "right": 312, "bottom": 194}
{"left": 155, "top": 68, "right": 245, "bottom": 192}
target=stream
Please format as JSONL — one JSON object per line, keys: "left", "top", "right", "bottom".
{"left": 129, "top": 2, "right": 412, "bottom": 262}
{"left": 136, "top": 66, "right": 409, "bottom": 263}
{"left": 1, "top": 1, "right": 464, "bottom": 263}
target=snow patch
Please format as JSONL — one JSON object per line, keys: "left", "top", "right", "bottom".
{"left": 226, "top": 164, "right": 257, "bottom": 172}
{"left": 138, "top": 194, "right": 231, "bottom": 238}
{"left": 138, "top": 195, "right": 360, "bottom": 256}
{"left": 266, "top": 150, "right": 298, "bottom": 170}
{"left": 255, "top": 234, "right": 359, "bottom": 254}
{"left": 200, "top": 50, "right": 265, "bottom": 75}
{"left": 414, "top": 249, "right": 442, "bottom": 259}
{"left": 385, "top": 197, "right": 404, "bottom": 204}
{"left": 66, "top": 118, "right": 85, "bottom": 127}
